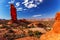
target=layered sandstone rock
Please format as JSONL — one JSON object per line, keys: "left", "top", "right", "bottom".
{"left": 40, "top": 12, "right": 60, "bottom": 40}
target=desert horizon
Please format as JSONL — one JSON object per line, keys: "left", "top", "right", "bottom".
{"left": 0, "top": 0, "right": 60, "bottom": 40}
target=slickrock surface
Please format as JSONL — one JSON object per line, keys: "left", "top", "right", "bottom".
{"left": 15, "top": 37, "right": 39, "bottom": 40}
{"left": 40, "top": 12, "right": 60, "bottom": 40}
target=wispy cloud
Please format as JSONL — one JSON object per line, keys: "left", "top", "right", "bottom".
{"left": 17, "top": 8, "right": 27, "bottom": 11}
{"left": 17, "top": 7, "right": 23, "bottom": 11}
{"left": 39, "top": 0, "right": 43, "bottom": 2}
{"left": 8, "top": 0, "right": 15, "bottom": 4}
{"left": 16, "top": 2, "right": 20, "bottom": 7}
{"left": 32, "top": 14, "right": 42, "bottom": 17}
{"left": 23, "top": 9, "right": 27, "bottom": 10}
{"left": 23, "top": 0, "right": 29, "bottom": 4}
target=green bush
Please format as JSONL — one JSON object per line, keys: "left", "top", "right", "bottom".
{"left": 28, "top": 25, "right": 35, "bottom": 28}
{"left": 0, "top": 26, "right": 3, "bottom": 29}
{"left": 34, "top": 31, "right": 42, "bottom": 38}
{"left": 3, "top": 33, "right": 15, "bottom": 40}
{"left": 2, "top": 25, "right": 11, "bottom": 29}
{"left": 8, "top": 29, "right": 15, "bottom": 33}
{"left": 28, "top": 30, "right": 34, "bottom": 36}
{"left": 19, "top": 33, "right": 26, "bottom": 38}
{"left": 15, "top": 33, "right": 26, "bottom": 39}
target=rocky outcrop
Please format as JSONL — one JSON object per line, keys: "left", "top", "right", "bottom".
{"left": 40, "top": 12, "right": 60, "bottom": 40}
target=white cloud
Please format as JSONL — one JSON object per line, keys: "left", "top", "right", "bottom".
{"left": 39, "top": 0, "right": 43, "bottom": 2}
{"left": 23, "top": 9, "right": 27, "bottom": 10}
{"left": 32, "top": 14, "right": 42, "bottom": 17}
{"left": 22, "top": 0, "right": 43, "bottom": 8}
{"left": 17, "top": 8, "right": 23, "bottom": 11}
{"left": 22, "top": 0, "right": 28, "bottom": 4}
{"left": 29, "top": 1, "right": 33, "bottom": 4}
{"left": 26, "top": 3, "right": 37, "bottom": 8}
{"left": 17, "top": 8, "right": 27, "bottom": 11}
{"left": 16, "top": 2, "right": 20, "bottom": 7}
{"left": 8, "top": 0, "right": 15, "bottom": 4}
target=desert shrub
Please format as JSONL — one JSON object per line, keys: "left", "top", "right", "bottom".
{"left": 10, "top": 24, "right": 14, "bottom": 27}
{"left": 20, "top": 23, "right": 27, "bottom": 29}
{"left": 31, "top": 24, "right": 35, "bottom": 28}
{"left": 28, "top": 24, "right": 35, "bottom": 28}
{"left": 28, "top": 30, "right": 34, "bottom": 36}
{"left": 15, "top": 33, "right": 26, "bottom": 39}
{"left": 4, "top": 33, "right": 26, "bottom": 40}
{"left": 8, "top": 29, "right": 15, "bottom": 33}
{"left": 0, "top": 25, "right": 9, "bottom": 29}
{"left": 0, "top": 26, "right": 3, "bottom": 29}
{"left": 2, "top": 25, "right": 11, "bottom": 29}
{"left": 23, "top": 24, "right": 35, "bottom": 29}
{"left": 22, "top": 25, "right": 31, "bottom": 29}
{"left": 19, "top": 33, "right": 26, "bottom": 38}
{"left": 3, "top": 33, "right": 15, "bottom": 40}
{"left": 34, "top": 31, "right": 43, "bottom": 38}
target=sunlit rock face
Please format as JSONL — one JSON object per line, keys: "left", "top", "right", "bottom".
{"left": 40, "top": 12, "right": 60, "bottom": 40}
{"left": 55, "top": 12, "right": 60, "bottom": 20}
{"left": 52, "top": 12, "right": 60, "bottom": 33}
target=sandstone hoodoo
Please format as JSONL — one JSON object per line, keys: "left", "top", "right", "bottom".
{"left": 10, "top": 4, "right": 17, "bottom": 23}
{"left": 40, "top": 12, "right": 60, "bottom": 40}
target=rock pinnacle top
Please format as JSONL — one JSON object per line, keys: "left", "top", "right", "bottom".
{"left": 55, "top": 12, "right": 60, "bottom": 21}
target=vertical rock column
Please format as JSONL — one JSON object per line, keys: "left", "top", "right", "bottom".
{"left": 10, "top": 4, "right": 17, "bottom": 23}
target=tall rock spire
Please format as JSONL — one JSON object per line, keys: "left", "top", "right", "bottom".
{"left": 10, "top": 4, "right": 17, "bottom": 23}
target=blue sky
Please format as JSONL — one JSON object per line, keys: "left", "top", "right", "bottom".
{"left": 0, "top": 0, "right": 60, "bottom": 19}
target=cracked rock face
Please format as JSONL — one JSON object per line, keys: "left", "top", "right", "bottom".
{"left": 40, "top": 12, "right": 60, "bottom": 40}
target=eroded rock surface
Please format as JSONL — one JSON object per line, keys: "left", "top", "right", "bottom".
{"left": 40, "top": 12, "right": 60, "bottom": 40}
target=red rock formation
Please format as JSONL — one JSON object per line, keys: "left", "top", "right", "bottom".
{"left": 10, "top": 4, "right": 17, "bottom": 23}
{"left": 55, "top": 12, "right": 60, "bottom": 20}
{"left": 53, "top": 12, "right": 60, "bottom": 33}
{"left": 40, "top": 12, "right": 60, "bottom": 40}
